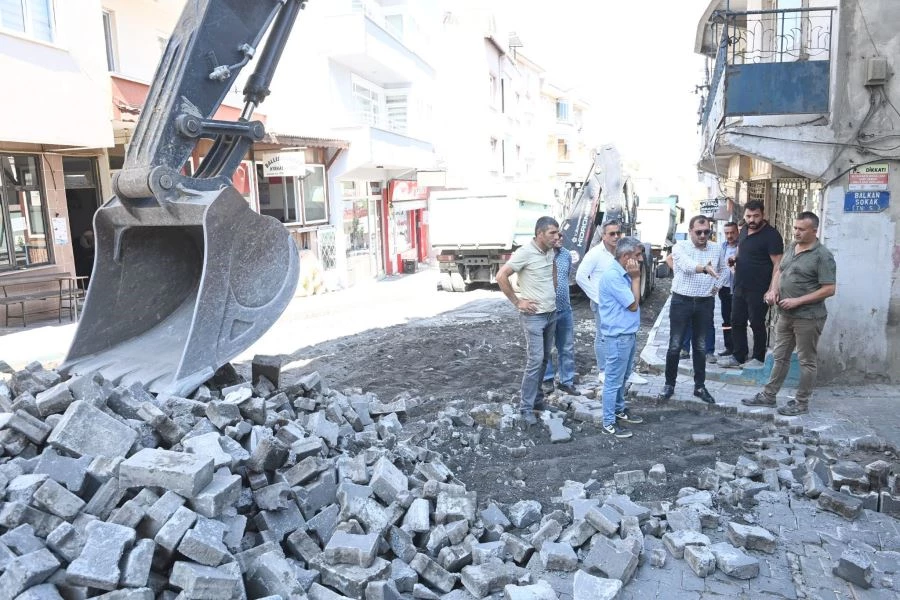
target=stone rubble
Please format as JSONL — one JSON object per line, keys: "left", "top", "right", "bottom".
{"left": 0, "top": 361, "right": 897, "bottom": 599}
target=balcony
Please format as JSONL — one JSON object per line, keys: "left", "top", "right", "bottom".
{"left": 319, "top": 0, "right": 433, "bottom": 87}
{"left": 700, "top": 7, "right": 834, "bottom": 142}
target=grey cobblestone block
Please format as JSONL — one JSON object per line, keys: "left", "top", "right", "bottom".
{"left": 436, "top": 544, "right": 471, "bottom": 572}
{"left": 371, "top": 456, "right": 408, "bottom": 505}
{"left": 32, "top": 478, "right": 85, "bottom": 520}
{"left": 502, "top": 579, "right": 556, "bottom": 600}
{"left": 279, "top": 455, "right": 328, "bottom": 487}
{"left": 178, "top": 518, "right": 230, "bottom": 567}
{"left": 410, "top": 553, "right": 457, "bottom": 593}
{"left": 817, "top": 488, "right": 863, "bottom": 520}
{"left": 1, "top": 523, "right": 44, "bottom": 554}
{"left": 141, "top": 491, "right": 186, "bottom": 538}
{"left": 584, "top": 506, "right": 619, "bottom": 537}
{"left": 832, "top": 547, "right": 874, "bottom": 589}
{"left": 665, "top": 508, "right": 701, "bottom": 532}
{"left": 435, "top": 490, "right": 477, "bottom": 524}
{"left": 13, "top": 583, "right": 66, "bottom": 600}
{"left": 154, "top": 506, "right": 198, "bottom": 553}
{"left": 675, "top": 490, "right": 712, "bottom": 508}
{"left": 547, "top": 417, "right": 572, "bottom": 443}
{"left": 311, "top": 554, "right": 391, "bottom": 599}
{"left": 255, "top": 500, "right": 307, "bottom": 541}
{"left": 662, "top": 530, "right": 710, "bottom": 559}
{"left": 6, "top": 473, "right": 49, "bottom": 503}
{"left": 604, "top": 495, "right": 651, "bottom": 522}
{"left": 572, "top": 569, "right": 622, "bottom": 600}
{"left": 529, "top": 519, "right": 562, "bottom": 551}
{"left": 583, "top": 535, "right": 638, "bottom": 584}
{"left": 324, "top": 531, "right": 380, "bottom": 568}
{"left": 0, "top": 501, "right": 63, "bottom": 538}
{"left": 803, "top": 471, "right": 826, "bottom": 498}
{"left": 33, "top": 449, "right": 92, "bottom": 494}
{"left": 6, "top": 409, "right": 52, "bottom": 443}
{"left": 247, "top": 435, "right": 289, "bottom": 472}
{"left": 650, "top": 547, "right": 666, "bottom": 567}
{"left": 170, "top": 561, "right": 243, "bottom": 599}
{"left": 66, "top": 521, "right": 135, "bottom": 590}
{"left": 684, "top": 544, "right": 716, "bottom": 577}
{"left": 401, "top": 497, "right": 431, "bottom": 532}
{"left": 828, "top": 461, "right": 869, "bottom": 493}
{"left": 190, "top": 471, "right": 242, "bottom": 518}
{"left": 539, "top": 541, "right": 578, "bottom": 571}
{"left": 471, "top": 541, "right": 507, "bottom": 565}
{"left": 726, "top": 522, "right": 776, "bottom": 553}
{"left": 46, "top": 522, "right": 85, "bottom": 563}
{"left": 0, "top": 548, "right": 60, "bottom": 600}
{"left": 182, "top": 432, "right": 232, "bottom": 469}
{"left": 501, "top": 533, "right": 535, "bottom": 565}
{"left": 308, "top": 503, "right": 341, "bottom": 547}
{"left": 559, "top": 520, "right": 596, "bottom": 548}
{"left": 47, "top": 401, "right": 137, "bottom": 458}
{"left": 120, "top": 538, "right": 156, "bottom": 588}
{"left": 120, "top": 448, "right": 214, "bottom": 499}
{"left": 709, "top": 542, "right": 759, "bottom": 579}
{"left": 648, "top": 464, "right": 667, "bottom": 485}
{"left": 458, "top": 561, "right": 527, "bottom": 597}
{"left": 35, "top": 382, "right": 75, "bottom": 417}
{"left": 509, "top": 500, "right": 542, "bottom": 529}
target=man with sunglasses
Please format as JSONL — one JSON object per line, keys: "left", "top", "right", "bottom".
{"left": 658, "top": 215, "right": 728, "bottom": 403}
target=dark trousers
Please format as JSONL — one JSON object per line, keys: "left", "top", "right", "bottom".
{"left": 719, "top": 286, "right": 733, "bottom": 353}
{"left": 665, "top": 293, "right": 714, "bottom": 387}
{"left": 731, "top": 287, "right": 769, "bottom": 363}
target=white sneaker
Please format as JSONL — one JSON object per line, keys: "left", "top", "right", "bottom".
{"left": 597, "top": 372, "right": 605, "bottom": 384}
{"left": 627, "top": 373, "right": 648, "bottom": 385}
{"left": 745, "top": 359, "right": 766, "bottom": 368}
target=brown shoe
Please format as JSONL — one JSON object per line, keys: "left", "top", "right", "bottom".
{"left": 777, "top": 400, "right": 809, "bottom": 416}
{"left": 741, "top": 392, "right": 776, "bottom": 407}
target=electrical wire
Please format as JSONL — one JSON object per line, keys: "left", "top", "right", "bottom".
{"left": 854, "top": 0, "right": 881, "bottom": 56}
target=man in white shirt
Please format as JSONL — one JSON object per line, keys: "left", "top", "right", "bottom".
{"left": 658, "top": 215, "right": 728, "bottom": 403}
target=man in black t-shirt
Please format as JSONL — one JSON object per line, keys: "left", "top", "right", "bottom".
{"left": 719, "top": 201, "right": 784, "bottom": 368}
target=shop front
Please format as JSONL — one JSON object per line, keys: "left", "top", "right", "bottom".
{"left": 384, "top": 180, "right": 429, "bottom": 275}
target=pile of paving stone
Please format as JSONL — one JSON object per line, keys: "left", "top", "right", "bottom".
{"left": 0, "top": 360, "right": 897, "bottom": 599}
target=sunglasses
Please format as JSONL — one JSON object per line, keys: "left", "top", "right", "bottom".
{"left": 607, "top": 231, "right": 623, "bottom": 236}
{"left": 694, "top": 230, "right": 711, "bottom": 236}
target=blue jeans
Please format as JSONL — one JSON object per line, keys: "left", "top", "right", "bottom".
{"left": 544, "top": 308, "right": 575, "bottom": 386}
{"left": 590, "top": 301, "right": 606, "bottom": 373}
{"left": 602, "top": 333, "right": 636, "bottom": 426}
{"left": 665, "top": 293, "right": 714, "bottom": 387}
{"left": 519, "top": 312, "right": 557, "bottom": 413}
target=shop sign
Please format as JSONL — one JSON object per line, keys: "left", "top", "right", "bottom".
{"left": 848, "top": 163, "right": 888, "bottom": 191}
{"left": 261, "top": 152, "right": 306, "bottom": 177}
{"left": 390, "top": 180, "right": 428, "bottom": 201}
{"left": 699, "top": 197, "right": 720, "bottom": 217}
{"left": 844, "top": 190, "right": 890, "bottom": 213}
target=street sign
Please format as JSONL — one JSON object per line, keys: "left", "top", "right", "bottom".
{"left": 848, "top": 163, "right": 889, "bottom": 191}
{"left": 844, "top": 190, "right": 890, "bottom": 213}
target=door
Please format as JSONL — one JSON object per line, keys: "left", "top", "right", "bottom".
{"left": 63, "top": 157, "right": 103, "bottom": 279}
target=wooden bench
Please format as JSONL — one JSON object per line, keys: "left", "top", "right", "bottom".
{"left": 0, "top": 271, "right": 78, "bottom": 327}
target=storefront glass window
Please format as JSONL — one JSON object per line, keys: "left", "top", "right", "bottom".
{"left": 300, "top": 165, "right": 327, "bottom": 224}
{"left": 0, "top": 154, "right": 51, "bottom": 270}
{"left": 344, "top": 198, "right": 370, "bottom": 255}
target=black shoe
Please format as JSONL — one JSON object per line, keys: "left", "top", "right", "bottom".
{"left": 657, "top": 385, "right": 675, "bottom": 401}
{"left": 541, "top": 381, "right": 555, "bottom": 394}
{"left": 777, "top": 400, "right": 809, "bottom": 416}
{"left": 679, "top": 351, "right": 691, "bottom": 360}
{"left": 557, "top": 383, "right": 580, "bottom": 396}
{"left": 519, "top": 413, "right": 538, "bottom": 428}
{"left": 601, "top": 423, "right": 633, "bottom": 438}
{"left": 717, "top": 350, "right": 732, "bottom": 356}
{"left": 694, "top": 387, "right": 715, "bottom": 404}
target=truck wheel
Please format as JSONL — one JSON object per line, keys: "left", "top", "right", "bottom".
{"left": 640, "top": 263, "right": 652, "bottom": 303}
{"left": 450, "top": 272, "right": 466, "bottom": 292}
{"left": 438, "top": 273, "right": 453, "bottom": 292}
{"left": 656, "top": 263, "right": 672, "bottom": 279}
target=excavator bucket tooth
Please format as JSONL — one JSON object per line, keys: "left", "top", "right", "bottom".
{"left": 61, "top": 186, "right": 299, "bottom": 396}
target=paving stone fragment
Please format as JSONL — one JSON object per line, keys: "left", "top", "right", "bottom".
{"left": 529, "top": 519, "right": 562, "bottom": 551}
{"left": 119, "top": 448, "right": 214, "bottom": 499}
{"left": 0, "top": 548, "right": 60, "bottom": 599}
{"left": 662, "top": 530, "right": 710, "bottom": 559}
{"left": 14, "top": 583, "right": 66, "bottom": 600}
{"left": 436, "top": 544, "right": 471, "bottom": 572}
{"left": 734, "top": 456, "right": 762, "bottom": 478}
{"left": 0, "top": 501, "right": 63, "bottom": 537}
{"left": 559, "top": 519, "right": 595, "bottom": 548}
{"left": 6, "top": 409, "right": 52, "bottom": 443}
{"left": 1, "top": 523, "right": 44, "bottom": 554}
{"left": 32, "top": 449, "right": 92, "bottom": 494}
{"left": 255, "top": 500, "right": 307, "bottom": 541}
{"left": 32, "top": 478, "right": 86, "bottom": 520}
{"left": 402, "top": 497, "right": 431, "bottom": 532}
{"left": 803, "top": 471, "right": 826, "bottom": 498}
{"left": 247, "top": 435, "right": 289, "bottom": 472}
{"left": 66, "top": 521, "right": 135, "bottom": 590}
{"left": 675, "top": 490, "right": 712, "bottom": 508}
{"left": 311, "top": 554, "right": 391, "bottom": 599}
{"left": 509, "top": 500, "right": 542, "bottom": 529}
{"left": 46, "top": 522, "right": 85, "bottom": 562}
{"left": 141, "top": 491, "right": 186, "bottom": 538}
{"left": 324, "top": 531, "right": 380, "bottom": 568}
{"left": 502, "top": 579, "right": 556, "bottom": 600}
{"left": 190, "top": 471, "right": 242, "bottom": 518}
{"left": 604, "top": 495, "right": 651, "bottom": 522}
{"left": 650, "top": 547, "right": 666, "bottom": 567}
{"left": 501, "top": 533, "right": 535, "bottom": 565}
{"left": 832, "top": 547, "right": 873, "bottom": 589}
{"left": 864, "top": 459, "right": 891, "bottom": 490}
{"left": 120, "top": 539, "right": 156, "bottom": 588}
{"left": 409, "top": 553, "right": 457, "bottom": 593}
{"left": 648, "top": 463, "right": 667, "bottom": 485}
{"left": 539, "top": 541, "right": 578, "bottom": 571}
{"left": 572, "top": 569, "right": 622, "bottom": 600}
{"left": 458, "top": 561, "right": 528, "bottom": 597}
{"left": 309, "top": 503, "right": 342, "bottom": 546}
{"left": 286, "top": 527, "right": 323, "bottom": 564}
{"left": 170, "top": 561, "right": 243, "bottom": 599}
{"left": 154, "top": 506, "right": 198, "bottom": 553}
{"left": 829, "top": 461, "right": 868, "bottom": 493}
{"left": 370, "top": 456, "right": 408, "bottom": 505}
{"left": 584, "top": 506, "right": 619, "bottom": 537}
{"left": 47, "top": 401, "right": 137, "bottom": 458}
{"left": 817, "top": 488, "right": 863, "bottom": 520}
{"left": 35, "top": 382, "right": 75, "bottom": 417}
{"left": 178, "top": 518, "right": 230, "bottom": 566}
{"left": 182, "top": 432, "right": 232, "bottom": 469}
{"left": 726, "top": 522, "right": 776, "bottom": 553}
{"left": 435, "top": 490, "right": 477, "bottom": 524}
{"left": 709, "top": 542, "right": 760, "bottom": 579}
{"left": 684, "top": 544, "right": 716, "bottom": 577}
{"left": 583, "top": 535, "right": 638, "bottom": 584}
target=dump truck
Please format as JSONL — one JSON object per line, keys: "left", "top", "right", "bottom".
{"left": 560, "top": 145, "right": 660, "bottom": 302}
{"left": 431, "top": 189, "right": 552, "bottom": 292}
{"left": 636, "top": 194, "right": 684, "bottom": 279}
{"left": 62, "top": 0, "right": 305, "bottom": 395}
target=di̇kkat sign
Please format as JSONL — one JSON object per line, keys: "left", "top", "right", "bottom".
{"left": 261, "top": 151, "right": 306, "bottom": 177}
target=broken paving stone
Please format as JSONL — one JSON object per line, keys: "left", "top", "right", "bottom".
{"left": 572, "top": 569, "right": 622, "bottom": 600}
{"left": 460, "top": 561, "right": 529, "bottom": 597}
{"left": 833, "top": 547, "right": 874, "bottom": 589}
{"left": 323, "top": 531, "right": 379, "bottom": 568}
{"left": 119, "top": 448, "right": 214, "bottom": 499}
{"left": 691, "top": 433, "right": 714, "bottom": 445}
{"left": 684, "top": 544, "right": 716, "bottom": 577}
{"left": 662, "top": 530, "right": 711, "bottom": 559}
{"left": 539, "top": 541, "right": 578, "bottom": 571}
{"left": 0, "top": 547, "right": 60, "bottom": 598}
{"left": 582, "top": 535, "right": 639, "bottom": 584}
{"left": 66, "top": 520, "right": 135, "bottom": 590}
{"left": 47, "top": 401, "right": 137, "bottom": 458}
{"left": 726, "top": 522, "right": 777, "bottom": 553}
{"left": 648, "top": 464, "right": 667, "bottom": 485}
{"left": 709, "top": 542, "right": 760, "bottom": 579}
{"left": 817, "top": 488, "right": 863, "bottom": 520}
{"left": 502, "top": 579, "right": 556, "bottom": 600}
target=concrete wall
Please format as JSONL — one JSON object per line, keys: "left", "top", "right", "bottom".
{"left": 0, "top": 0, "right": 112, "bottom": 147}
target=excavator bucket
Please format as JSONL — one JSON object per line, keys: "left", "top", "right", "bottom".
{"left": 61, "top": 0, "right": 308, "bottom": 394}
{"left": 62, "top": 189, "right": 298, "bottom": 395}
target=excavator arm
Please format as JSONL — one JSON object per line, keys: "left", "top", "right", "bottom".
{"left": 62, "top": 0, "right": 308, "bottom": 395}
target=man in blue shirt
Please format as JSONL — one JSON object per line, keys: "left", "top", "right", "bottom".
{"left": 543, "top": 234, "right": 578, "bottom": 395}
{"left": 598, "top": 236, "right": 646, "bottom": 438}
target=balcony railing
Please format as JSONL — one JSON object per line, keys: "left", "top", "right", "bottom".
{"left": 701, "top": 7, "right": 834, "bottom": 124}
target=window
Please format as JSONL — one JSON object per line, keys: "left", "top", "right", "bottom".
{"left": 102, "top": 10, "right": 117, "bottom": 71}
{"left": 556, "top": 100, "right": 570, "bottom": 122}
{"left": 256, "top": 163, "right": 328, "bottom": 225}
{"left": 0, "top": 154, "right": 51, "bottom": 270}
{"left": 0, "top": 0, "right": 54, "bottom": 42}
{"left": 386, "top": 92, "right": 408, "bottom": 135}
{"left": 353, "top": 77, "right": 383, "bottom": 127}
{"left": 557, "top": 139, "right": 569, "bottom": 161}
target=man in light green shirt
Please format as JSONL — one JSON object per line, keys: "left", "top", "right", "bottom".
{"left": 497, "top": 217, "right": 559, "bottom": 427}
